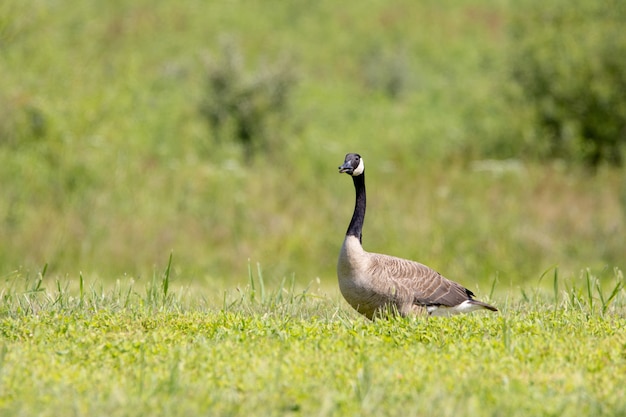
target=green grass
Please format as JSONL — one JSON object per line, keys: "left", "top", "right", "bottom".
{"left": 1, "top": 269, "right": 625, "bottom": 417}
{"left": 1, "top": 2, "right": 625, "bottom": 414}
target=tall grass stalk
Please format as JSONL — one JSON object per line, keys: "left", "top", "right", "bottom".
{"left": 163, "top": 252, "right": 173, "bottom": 300}
{"left": 585, "top": 268, "right": 594, "bottom": 311}
{"left": 596, "top": 268, "right": 624, "bottom": 315}
{"left": 79, "top": 271, "right": 84, "bottom": 307}
{"left": 553, "top": 267, "right": 559, "bottom": 314}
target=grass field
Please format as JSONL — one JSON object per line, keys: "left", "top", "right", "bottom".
{"left": 2, "top": 0, "right": 624, "bottom": 286}
{"left": 2, "top": 1, "right": 626, "bottom": 416}
{"left": 1, "top": 268, "right": 625, "bottom": 417}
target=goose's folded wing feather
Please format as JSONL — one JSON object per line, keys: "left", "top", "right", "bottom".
{"left": 367, "top": 253, "right": 471, "bottom": 307}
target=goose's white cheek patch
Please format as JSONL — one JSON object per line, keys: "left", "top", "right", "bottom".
{"left": 352, "top": 158, "right": 365, "bottom": 176}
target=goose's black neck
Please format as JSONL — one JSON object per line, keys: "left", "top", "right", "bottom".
{"left": 346, "top": 173, "right": 366, "bottom": 243}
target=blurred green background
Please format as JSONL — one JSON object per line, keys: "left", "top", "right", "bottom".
{"left": 1, "top": 0, "right": 625, "bottom": 294}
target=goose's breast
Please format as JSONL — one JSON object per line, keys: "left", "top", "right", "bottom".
{"left": 337, "top": 240, "right": 382, "bottom": 315}
{"left": 338, "top": 251, "right": 411, "bottom": 316}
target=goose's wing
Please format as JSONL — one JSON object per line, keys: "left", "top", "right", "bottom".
{"left": 367, "top": 253, "right": 472, "bottom": 307}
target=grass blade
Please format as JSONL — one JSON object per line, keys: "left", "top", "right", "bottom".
{"left": 595, "top": 280, "right": 606, "bottom": 312}
{"left": 257, "top": 262, "right": 265, "bottom": 304}
{"left": 489, "top": 273, "right": 498, "bottom": 300}
{"left": 248, "top": 260, "right": 255, "bottom": 302}
{"left": 39, "top": 263, "right": 48, "bottom": 280}
{"left": 163, "top": 252, "right": 173, "bottom": 300}
{"left": 552, "top": 267, "right": 559, "bottom": 313}
{"left": 79, "top": 272, "right": 84, "bottom": 307}
{"left": 585, "top": 269, "right": 593, "bottom": 311}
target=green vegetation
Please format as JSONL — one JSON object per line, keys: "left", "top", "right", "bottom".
{"left": 199, "top": 38, "right": 296, "bottom": 160}
{"left": 509, "top": 0, "right": 626, "bottom": 166}
{"left": 1, "top": 270, "right": 625, "bottom": 417}
{"left": 1, "top": 0, "right": 624, "bottom": 288}
{"left": 1, "top": 1, "right": 626, "bottom": 415}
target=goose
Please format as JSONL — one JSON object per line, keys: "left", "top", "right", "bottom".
{"left": 337, "top": 153, "right": 498, "bottom": 320}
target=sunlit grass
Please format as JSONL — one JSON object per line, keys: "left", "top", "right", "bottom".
{"left": 0, "top": 269, "right": 625, "bottom": 417}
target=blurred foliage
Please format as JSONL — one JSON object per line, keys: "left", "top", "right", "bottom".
{"left": 0, "top": 0, "right": 623, "bottom": 287}
{"left": 0, "top": 94, "right": 47, "bottom": 147}
{"left": 361, "top": 45, "right": 412, "bottom": 99}
{"left": 509, "top": 0, "right": 626, "bottom": 167}
{"left": 199, "top": 39, "right": 296, "bottom": 160}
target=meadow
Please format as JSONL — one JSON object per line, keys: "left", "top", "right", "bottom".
{"left": 0, "top": 269, "right": 625, "bottom": 417}
{"left": 1, "top": 0, "right": 626, "bottom": 415}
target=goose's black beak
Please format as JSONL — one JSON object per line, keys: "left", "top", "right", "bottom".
{"left": 338, "top": 162, "right": 353, "bottom": 174}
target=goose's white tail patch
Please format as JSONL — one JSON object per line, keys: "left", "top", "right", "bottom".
{"left": 427, "top": 300, "right": 488, "bottom": 317}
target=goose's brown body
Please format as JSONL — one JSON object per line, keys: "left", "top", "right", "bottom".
{"left": 336, "top": 153, "right": 497, "bottom": 320}
{"left": 338, "top": 235, "right": 496, "bottom": 319}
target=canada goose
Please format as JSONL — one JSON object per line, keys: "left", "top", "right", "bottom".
{"left": 337, "top": 153, "right": 498, "bottom": 320}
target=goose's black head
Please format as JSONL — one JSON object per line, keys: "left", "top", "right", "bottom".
{"left": 338, "top": 153, "right": 364, "bottom": 176}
